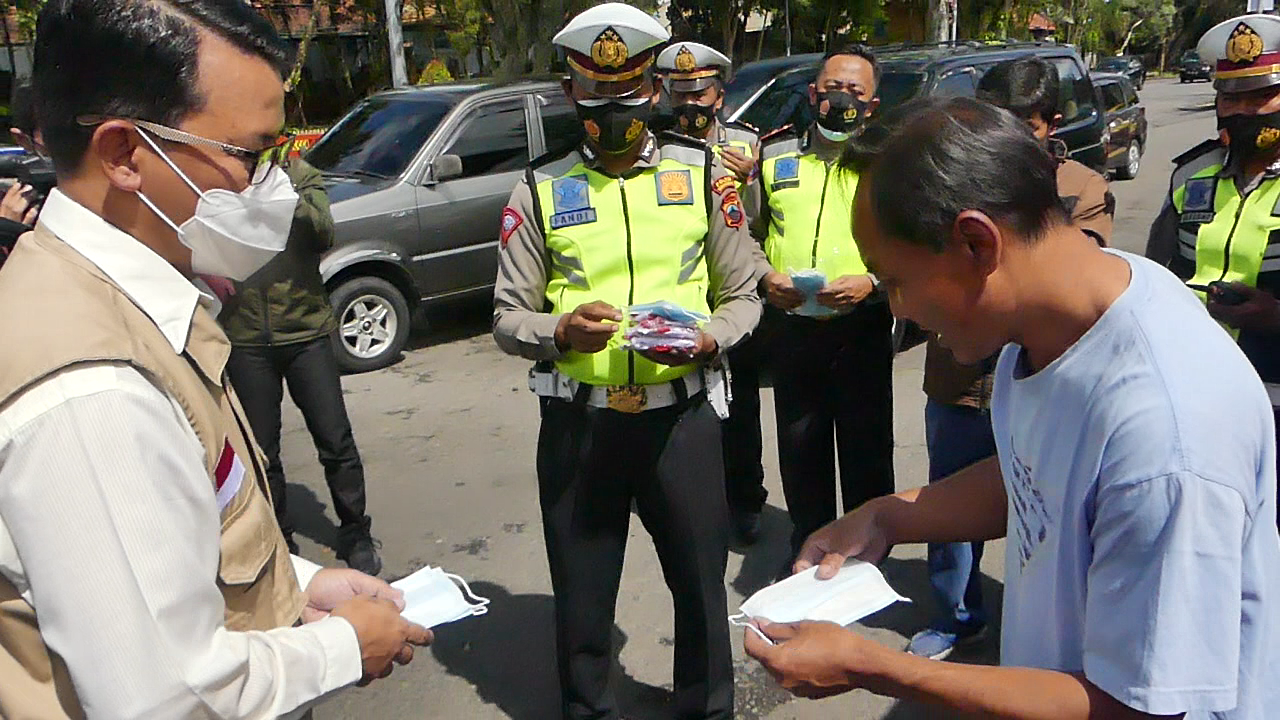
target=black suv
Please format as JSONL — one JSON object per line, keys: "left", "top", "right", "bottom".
{"left": 726, "top": 41, "right": 1108, "bottom": 172}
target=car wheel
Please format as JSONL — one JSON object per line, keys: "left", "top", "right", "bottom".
{"left": 330, "top": 276, "right": 412, "bottom": 373}
{"left": 1116, "top": 140, "right": 1141, "bottom": 180}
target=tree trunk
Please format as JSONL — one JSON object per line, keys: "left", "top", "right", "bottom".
{"left": 755, "top": 17, "right": 766, "bottom": 60}
{"left": 2, "top": 9, "right": 17, "bottom": 99}
{"left": 286, "top": 1, "right": 322, "bottom": 93}
{"left": 1118, "top": 18, "right": 1144, "bottom": 55}
{"left": 926, "top": 0, "right": 949, "bottom": 43}
{"left": 385, "top": 0, "right": 409, "bottom": 87}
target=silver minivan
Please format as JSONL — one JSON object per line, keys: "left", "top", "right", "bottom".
{"left": 308, "top": 79, "right": 581, "bottom": 372}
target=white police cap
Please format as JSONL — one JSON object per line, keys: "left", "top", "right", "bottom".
{"left": 656, "top": 42, "right": 733, "bottom": 92}
{"left": 1199, "top": 13, "right": 1280, "bottom": 93}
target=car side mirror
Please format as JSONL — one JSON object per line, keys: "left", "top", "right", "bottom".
{"left": 430, "top": 154, "right": 464, "bottom": 183}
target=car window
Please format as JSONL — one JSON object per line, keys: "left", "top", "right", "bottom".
{"left": 441, "top": 98, "right": 530, "bottom": 179}
{"left": 932, "top": 70, "right": 975, "bottom": 98}
{"left": 537, "top": 92, "right": 582, "bottom": 158}
{"left": 1049, "top": 58, "right": 1096, "bottom": 126}
{"left": 1100, "top": 82, "right": 1125, "bottom": 113}
{"left": 1121, "top": 80, "right": 1138, "bottom": 106}
{"left": 873, "top": 71, "right": 926, "bottom": 112}
{"left": 739, "top": 69, "right": 815, "bottom": 133}
{"left": 307, "top": 95, "right": 455, "bottom": 178}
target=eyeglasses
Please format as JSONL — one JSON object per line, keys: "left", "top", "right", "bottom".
{"left": 77, "top": 116, "right": 296, "bottom": 184}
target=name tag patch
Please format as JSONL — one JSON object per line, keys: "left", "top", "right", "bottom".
{"left": 551, "top": 208, "right": 598, "bottom": 229}
{"left": 1180, "top": 211, "right": 1216, "bottom": 225}
{"left": 656, "top": 170, "right": 694, "bottom": 205}
{"left": 1182, "top": 177, "right": 1216, "bottom": 213}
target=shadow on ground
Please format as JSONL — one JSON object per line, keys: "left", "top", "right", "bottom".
{"left": 287, "top": 482, "right": 342, "bottom": 554}
{"left": 429, "top": 581, "right": 690, "bottom": 720}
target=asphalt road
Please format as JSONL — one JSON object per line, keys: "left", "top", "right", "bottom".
{"left": 292, "top": 78, "right": 1219, "bottom": 720}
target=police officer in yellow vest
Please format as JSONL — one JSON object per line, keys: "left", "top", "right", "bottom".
{"left": 1147, "top": 14, "right": 1280, "bottom": 524}
{"left": 656, "top": 41, "right": 761, "bottom": 220}
{"left": 492, "top": 4, "right": 762, "bottom": 718}
{"left": 753, "top": 44, "right": 896, "bottom": 558}
{"left": 657, "top": 40, "right": 769, "bottom": 544}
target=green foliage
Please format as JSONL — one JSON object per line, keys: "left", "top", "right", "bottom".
{"left": 417, "top": 57, "right": 454, "bottom": 84}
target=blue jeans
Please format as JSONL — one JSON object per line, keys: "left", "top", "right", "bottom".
{"left": 924, "top": 400, "right": 996, "bottom": 633}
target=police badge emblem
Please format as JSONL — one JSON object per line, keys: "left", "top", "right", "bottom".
{"left": 674, "top": 45, "right": 697, "bottom": 72}
{"left": 1227, "top": 22, "right": 1264, "bottom": 65}
{"left": 591, "top": 28, "right": 629, "bottom": 69}
{"left": 656, "top": 170, "right": 693, "bottom": 205}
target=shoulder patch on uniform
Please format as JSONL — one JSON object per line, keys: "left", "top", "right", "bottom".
{"left": 549, "top": 174, "right": 597, "bottom": 229}
{"left": 656, "top": 169, "right": 694, "bottom": 205}
{"left": 711, "top": 175, "right": 737, "bottom": 195}
{"left": 1172, "top": 139, "right": 1223, "bottom": 167}
{"left": 552, "top": 175, "right": 591, "bottom": 213}
{"left": 774, "top": 156, "right": 800, "bottom": 181}
{"left": 500, "top": 207, "right": 523, "bottom": 248}
{"left": 720, "top": 188, "right": 744, "bottom": 228}
{"left": 1182, "top": 177, "right": 1216, "bottom": 213}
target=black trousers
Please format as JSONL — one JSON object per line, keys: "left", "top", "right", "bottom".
{"left": 537, "top": 395, "right": 733, "bottom": 720}
{"left": 770, "top": 303, "right": 896, "bottom": 554}
{"left": 722, "top": 335, "right": 768, "bottom": 516}
{"left": 226, "top": 336, "right": 371, "bottom": 543}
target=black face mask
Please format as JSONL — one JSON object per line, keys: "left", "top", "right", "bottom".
{"left": 650, "top": 95, "right": 676, "bottom": 134}
{"left": 815, "top": 90, "right": 869, "bottom": 136}
{"left": 1218, "top": 112, "right": 1280, "bottom": 161}
{"left": 575, "top": 100, "right": 652, "bottom": 154}
{"left": 675, "top": 102, "right": 717, "bottom": 134}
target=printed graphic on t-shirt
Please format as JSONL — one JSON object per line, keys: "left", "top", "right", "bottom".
{"left": 1007, "top": 444, "right": 1051, "bottom": 571}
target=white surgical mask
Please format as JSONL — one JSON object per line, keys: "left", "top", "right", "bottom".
{"left": 390, "top": 565, "right": 490, "bottom": 629}
{"left": 814, "top": 123, "right": 852, "bottom": 143}
{"left": 135, "top": 129, "right": 299, "bottom": 281}
{"left": 729, "top": 559, "right": 907, "bottom": 644}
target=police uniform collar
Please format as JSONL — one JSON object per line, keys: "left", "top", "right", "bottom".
{"left": 1218, "top": 150, "right": 1280, "bottom": 183}
{"left": 579, "top": 132, "right": 659, "bottom": 171}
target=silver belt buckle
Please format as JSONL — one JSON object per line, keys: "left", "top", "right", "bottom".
{"left": 606, "top": 384, "right": 647, "bottom": 413}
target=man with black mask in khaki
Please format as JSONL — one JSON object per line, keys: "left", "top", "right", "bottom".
{"left": 752, "top": 45, "right": 895, "bottom": 564}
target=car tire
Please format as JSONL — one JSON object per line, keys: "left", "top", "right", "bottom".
{"left": 1116, "top": 140, "right": 1141, "bottom": 180}
{"left": 329, "top": 275, "right": 412, "bottom": 373}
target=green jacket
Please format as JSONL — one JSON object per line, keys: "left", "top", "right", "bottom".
{"left": 219, "top": 158, "right": 338, "bottom": 346}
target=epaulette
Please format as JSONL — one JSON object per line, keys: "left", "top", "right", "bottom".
{"left": 530, "top": 142, "right": 581, "bottom": 170}
{"left": 1172, "top": 138, "right": 1224, "bottom": 167}
{"left": 658, "top": 130, "right": 712, "bottom": 151}
{"left": 725, "top": 119, "right": 760, "bottom": 136}
{"left": 759, "top": 124, "right": 800, "bottom": 146}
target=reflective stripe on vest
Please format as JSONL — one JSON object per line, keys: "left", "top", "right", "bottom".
{"left": 760, "top": 151, "right": 866, "bottom": 278}
{"left": 535, "top": 157, "right": 710, "bottom": 387}
{"left": 1172, "top": 159, "right": 1280, "bottom": 296}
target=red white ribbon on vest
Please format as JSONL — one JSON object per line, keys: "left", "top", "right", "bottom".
{"left": 214, "top": 439, "right": 246, "bottom": 512}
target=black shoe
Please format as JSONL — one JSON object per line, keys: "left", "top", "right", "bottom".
{"left": 733, "top": 510, "right": 762, "bottom": 545}
{"left": 341, "top": 536, "right": 383, "bottom": 577}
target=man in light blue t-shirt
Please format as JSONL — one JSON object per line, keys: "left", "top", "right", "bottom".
{"left": 743, "top": 95, "right": 1280, "bottom": 719}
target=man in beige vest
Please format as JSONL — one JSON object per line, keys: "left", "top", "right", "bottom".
{"left": 0, "top": 1, "right": 430, "bottom": 718}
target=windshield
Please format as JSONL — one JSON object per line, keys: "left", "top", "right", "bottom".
{"left": 307, "top": 94, "right": 458, "bottom": 178}
{"left": 877, "top": 71, "right": 927, "bottom": 111}
{"left": 1096, "top": 57, "right": 1127, "bottom": 70}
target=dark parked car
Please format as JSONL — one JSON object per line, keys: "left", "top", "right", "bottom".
{"left": 307, "top": 79, "right": 582, "bottom": 372}
{"left": 1094, "top": 55, "right": 1145, "bottom": 90}
{"left": 726, "top": 41, "right": 1109, "bottom": 173}
{"left": 1093, "top": 72, "right": 1147, "bottom": 180}
{"left": 1180, "top": 51, "right": 1213, "bottom": 83}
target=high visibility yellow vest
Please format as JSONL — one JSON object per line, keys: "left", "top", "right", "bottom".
{"left": 1172, "top": 150, "right": 1280, "bottom": 296}
{"left": 533, "top": 147, "right": 711, "bottom": 386}
{"left": 760, "top": 143, "right": 867, "bottom": 279}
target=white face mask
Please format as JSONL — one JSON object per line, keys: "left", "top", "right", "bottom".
{"left": 814, "top": 123, "right": 852, "bottom": 143}
{"left": 390, "top": 565, "right": 490, "bottom": 629}
{"left": 135, "top": 129, "right": 299, "bottom": 281}
{"left": 729, "top": 559, "right": 907, "bottom": 644}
